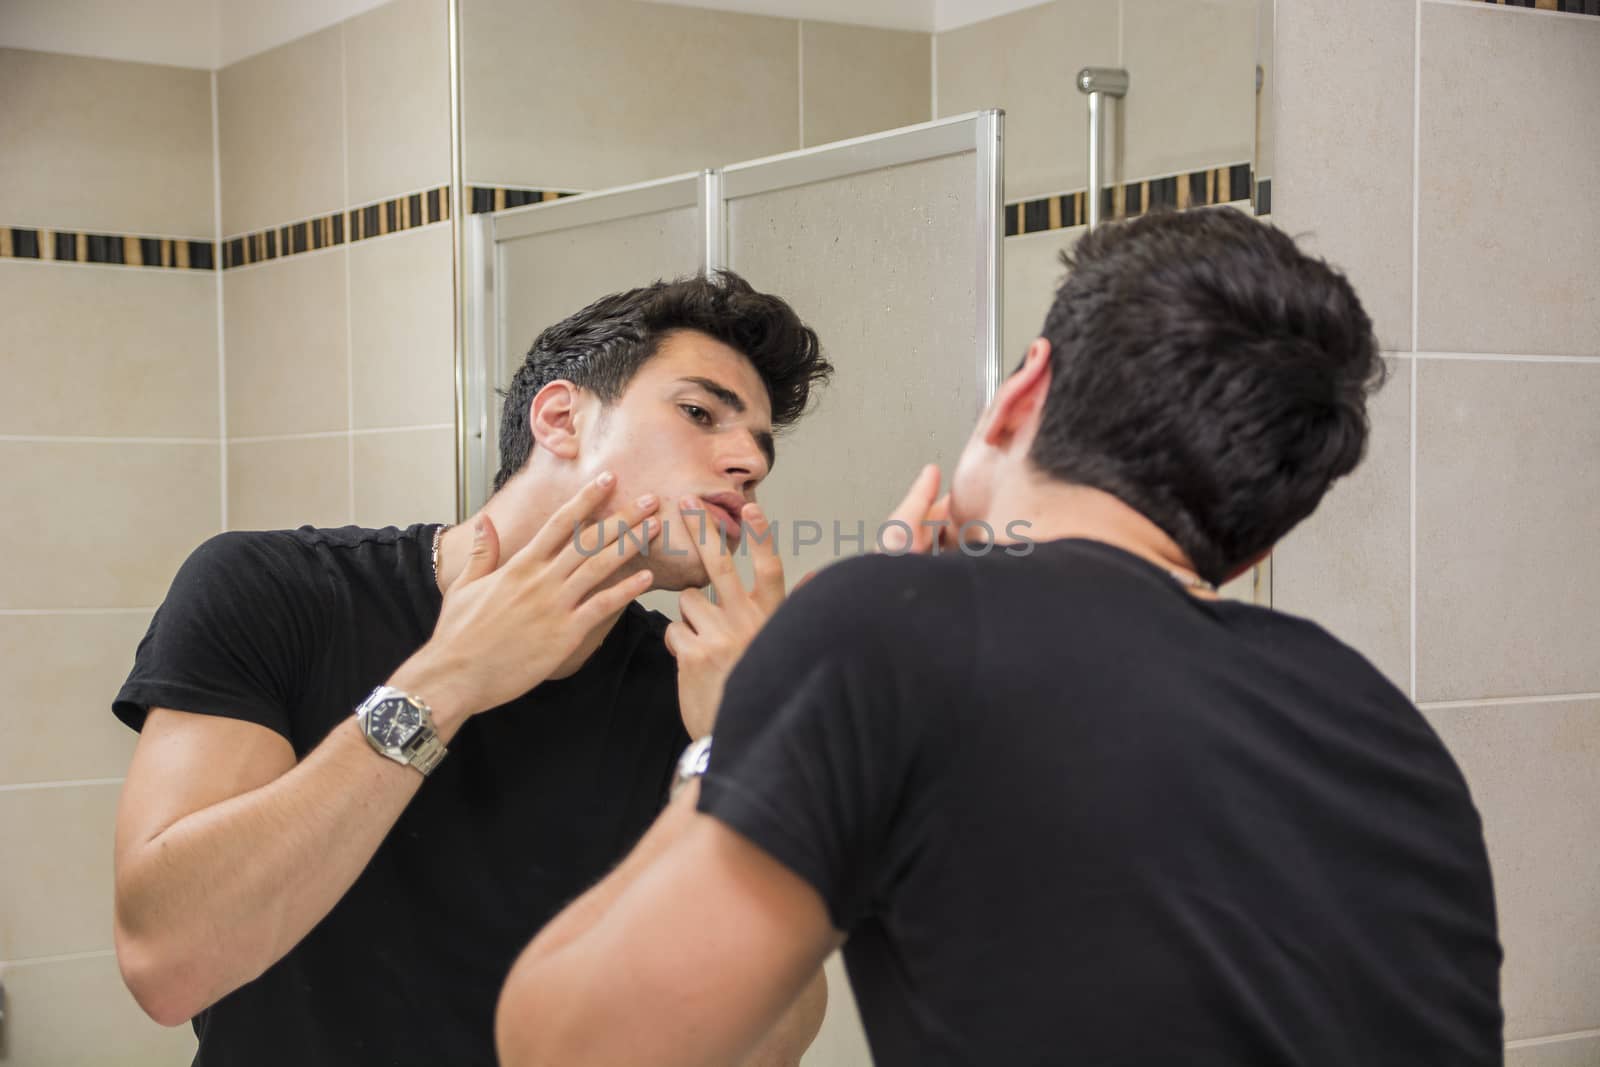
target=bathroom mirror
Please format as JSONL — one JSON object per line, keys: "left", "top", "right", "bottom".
{"left": 448, "top": 2, "right": 1275, "bottom": 1063}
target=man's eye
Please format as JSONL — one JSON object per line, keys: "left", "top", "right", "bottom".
{"left": 681, "top": 404, "right": 712, "bottom": 425}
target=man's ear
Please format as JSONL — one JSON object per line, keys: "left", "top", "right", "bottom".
{"left": 981, "top": 338, "right": 1053, "bottom": 449}
{"left": 529, "top": 380, "right": 582, "bottom": 460}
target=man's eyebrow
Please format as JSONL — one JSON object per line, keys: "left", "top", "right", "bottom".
{"left": 679, "top": 376, "right": 776, "bottom": 469}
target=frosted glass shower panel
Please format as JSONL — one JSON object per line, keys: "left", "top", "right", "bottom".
{"left": 721, "top": 113, "right": 1003, "bottom": 585}
{"left": 464, "top": 174, "right": 706, "bottom": 512}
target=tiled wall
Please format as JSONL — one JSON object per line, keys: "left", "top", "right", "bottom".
{"left": 1272, "top": 1, "right": 1600, "bottom": 1061}
{"left": 217, "top": 0, "right": 456, "bottom": 531}
{"left": 0, "top": 48, "right": 217, "bottom": 1066}
{"left": 935, "top": 0, "right": 1257, "bottom": 205}
{"left": 460, "top": 0, "right": 931, "bottom": 191}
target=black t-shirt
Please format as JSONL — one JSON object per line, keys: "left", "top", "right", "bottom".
{"left": 115, "top": 524, "right": 688, "bottom": 1067}
{"left": 701, "top": 538, "right": 1503, "bottom": 1066}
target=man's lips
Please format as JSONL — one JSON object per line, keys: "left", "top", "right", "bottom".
{"left": 692, "top": 494, "right": 745, "bottom": 545}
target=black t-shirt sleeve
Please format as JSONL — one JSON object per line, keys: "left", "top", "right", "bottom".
{"left": 113, "top": 531, "right": 323, "bottom": 740}
{"left": 697, "top": 553, "right": 975, "bottom": 932}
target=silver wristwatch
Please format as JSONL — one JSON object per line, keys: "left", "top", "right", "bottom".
{"left": 354, "top": 685, "right": 447, "bottom": 777}
{"left": 670, "top": 736, "right": 713, "bottom": 800}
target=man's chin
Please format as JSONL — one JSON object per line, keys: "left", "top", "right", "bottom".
{"left": 642, "top": 560, "right": 711, "bottom": 594}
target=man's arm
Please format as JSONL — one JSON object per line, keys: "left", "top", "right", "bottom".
{"left": 496, "top": 782, "right": 841, "bottom": 1067}
{"left": 114, "top": 476, "right": 660, "bottom": 1025}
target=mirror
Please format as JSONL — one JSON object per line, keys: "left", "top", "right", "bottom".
{"left": 452, "top": 1, "right": 1274, "bottom": 1061}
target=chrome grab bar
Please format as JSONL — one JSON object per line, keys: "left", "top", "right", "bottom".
{"left": 1075, "top": 67, "right": 1129, "bottom": 231}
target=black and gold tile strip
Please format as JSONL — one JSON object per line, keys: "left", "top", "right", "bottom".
{"left": 223, "top": 185, "right": 452, "bottom": 269}
{"left": 1, "top": 227, "right": 215, "bottom": 269}
{"left": 469, "top": 187, "right": 580, "bottom": 214}
{"left": 1005, "top": 163, "right": 1254, "bottom": 238}
{"left": 1474, "top": 0, "right": 1600, "bottom": 13}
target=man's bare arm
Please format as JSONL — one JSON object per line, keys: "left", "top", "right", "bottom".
{"left": 496, "top": 782, "right": 840, "bottom": 1067}
{"left": 114, "top": 478, "right": 660, "bottom": 1025}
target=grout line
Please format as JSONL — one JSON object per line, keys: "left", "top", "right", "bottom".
{"left": 0, "top": 434, "right": 214, "bottom": 445}
{"left": 0, "top": 777, "right": 125, "bottom": 793}
{"left": 1412, "top": 0, "right": 1421, "bottom": 356}
{"left": 213, "top": 68, "right": 229, "bottom": 532}
{"left": 1410, "top": 0, "right": 1420, "bottom": 703}
{"left": 796, "top": 22, "right": 805, "bottom": 148}
{"left": 350, "top": 424, "right": 455, "bottom": 437}
{"left": 1426, "top": 0, "right": 1600, "bottom": 21}
{"left": 1420, "top": 692, "right": 1600, "bottom": 711}
{"left": 0, "top": 256, "right": 213, "bottom": 275}
{"left": 341, "top": 22, "right": 356, "bottom": 526}
{"left": 228, "top": 430, "right": 349, "bottom": 445}
{"left": 1506, "top": 1029, "right": 1600, "bottom": 1049}
{"left": 1410, "top": 352, "right": 1419, "bottom": 701}
{"left": 1416, "top": 351, "right": 1600, "bottom": 364}
{"left": 0, "top": 607, "right": 154, "bottom": 616}
{"left": 0, "top": 948, "right": 117, "bottom": 969}
{"left": 227, "top": 426, "right": 455, "bottom": 446}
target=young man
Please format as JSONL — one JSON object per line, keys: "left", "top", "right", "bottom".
{"left": 494, "top": 209, "right": 1505, "bottom": 1067}
{"left": 110, "top": 273, "right": 833, "bottom": 1066}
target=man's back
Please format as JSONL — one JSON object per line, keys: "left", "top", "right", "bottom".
{"left": 703, "top": 537, "right": 1503, "bottom": 1065}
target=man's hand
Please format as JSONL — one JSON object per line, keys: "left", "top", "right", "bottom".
{"left": 878, "top": 463, "right": 954, "bottom": 555}
{"left": 394, "top": 472, "right": 662, "bottom": 722}
{"left": 664, "top": 497, "right": 785, "bottom": 738}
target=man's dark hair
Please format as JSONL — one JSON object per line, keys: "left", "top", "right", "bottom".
{"left": 1030, "top": 207, "right": 1384, "bottom": 585}
{"left": 494, "top": 271, "right": 832, "bottom": 492}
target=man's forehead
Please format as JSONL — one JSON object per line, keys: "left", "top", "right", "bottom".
{"left": 644, "top": 331, "right": 771, "bottom": 418}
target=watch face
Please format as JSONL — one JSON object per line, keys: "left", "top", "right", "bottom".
{"left": 370, "top": 697, "right": 421, "bottom": 749}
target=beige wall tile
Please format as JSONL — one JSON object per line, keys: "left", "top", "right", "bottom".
{"left": 935, "top": 0, "right": 1118, "bottom": 202}
{"left": 1273, "top": 0, "right": 1413, "bottom": 352}
{"left": 344, "top": 0, "right": 451, "bottom": 207}
{"left": 1417, "top": 4, "right": 1600, "bottom": 357}
{"left": 462, "top": 0, "right": 798, "bottom": 190}
{"left": 0, "top": 613, "right": 148, "bottom": 786}
{"left": 1002, "top": 226, "right": 1079, "bottom": 367}
{"left": 0, "top": 49, "right": 214, "bottom": 238}
{"left": 227, "top": 435, "right": 351, "bottom": 530}
{"left": 1274, "top": 358, "right": 1411, "bottom": 693}
{"left": 1507, "top": 1035, "right": 1600, "bottom": 1067}
{"left": 2, "top": 441, "right": 220, "bottom": 611}
{"left": 1416, "top": 359, "right": 1600, "bottom": 702}
{"left": 1426, "top": 699, "right": 1600, "bottom": 1041}
{"left": 0, "top": 953, "right": 196, "bottom": 1065}
{"left": 0, "top": 262, "right": 218, "bottom": 439}
{"left": 801, "top": 21, "right": 930, "bottom": 148}
{"left": 349, "top": 224, "right": 454, "bottom": 429}
{"left": 352, "top": 428, "right": 455, "bottom": 528}
{"left": 1119, "top": 0, "right": 1256, "bottom": 184}
{"left": 218, "top": 26, "right": 344, "bottom": 236}
{"left": 0, "top": 783, "right": 119, "bottom": 959}
{"left": 223, "top": 250, "right": 349, "bottom": 438}
{"left": 802, "top": 951, "right": 872, "bottom": 1066}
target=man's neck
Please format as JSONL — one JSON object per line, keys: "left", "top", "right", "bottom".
{"left": 978, "top": 476, "right": 1217, "bottom": 597}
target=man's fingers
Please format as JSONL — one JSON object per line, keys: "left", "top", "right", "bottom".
{"left": 743, "top": 503, "right": 786, "bottom": 612}
{"left": 676, "top": 587, "right": 720, "bottom": 636}
{"left": 883, "top": 464, "right": 941, "bottom": 553}
{"left": 520, "top": 471, "right": 621, "bottom": 563}
{"left": 574, "top": 569, "right": 654, "bottom": 629}
{"left": 555, "top": 492, "right": 662, "bottom": 576}
{"left": 565, "top": 516, "right": 661, "bottom": 600}
{"left": 453, "top": 515, "right": 500, "bottom": 589}
{"left": 678, "top": 497, "right": 742, "bottom": 602}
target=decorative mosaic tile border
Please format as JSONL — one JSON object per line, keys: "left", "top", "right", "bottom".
{"left": 0, "top": 227, "right": 214, "bottom": 270}
{"left": 223, "top": 185, "right": 452, "bottom": 269}
{"left": 1472, "top": 0, "right": 1600, "bottom": 13}
{"left": 469, "top": 187, "right": 580, "bottom": 213}
{"left": 1006, "top": 163, "right": 1254, "bottom": 238}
